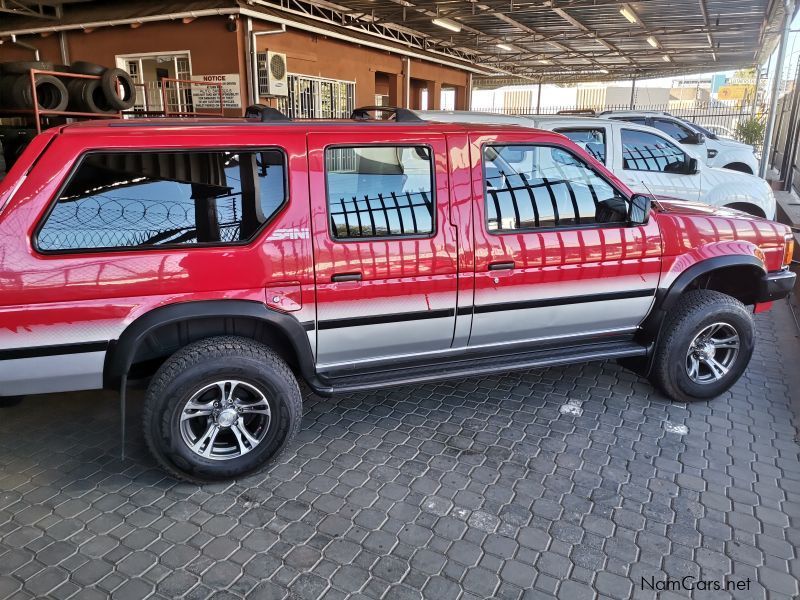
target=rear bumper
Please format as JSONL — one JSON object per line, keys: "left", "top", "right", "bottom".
{"left": 757, "top": 269, "right": 796, "bottom": 302}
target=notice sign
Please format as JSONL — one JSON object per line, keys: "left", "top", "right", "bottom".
{"left": 191, "top": 74, "right": 242, "bottom": 109}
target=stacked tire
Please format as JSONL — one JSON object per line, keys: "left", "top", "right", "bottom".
{"left": 0, "top": 60, "right": 135, "bottom": 113}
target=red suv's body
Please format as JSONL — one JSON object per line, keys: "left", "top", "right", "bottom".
{"left": 0, "top": 114, "right": 794, "bottom": 480}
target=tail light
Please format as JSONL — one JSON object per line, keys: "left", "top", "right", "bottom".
{"left": 783, "top": 234, "right": 795, "bottom": 268}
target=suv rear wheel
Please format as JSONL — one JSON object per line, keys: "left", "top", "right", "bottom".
{"left": 143, "top": 336, "right": 302, "bottom": 482}
{"left": 649, "top": 290, "right": 754, "bottom": 402}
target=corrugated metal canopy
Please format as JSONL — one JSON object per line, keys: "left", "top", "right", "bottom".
{"left": 1, "top": 0, "right": 792, "bottom": 84}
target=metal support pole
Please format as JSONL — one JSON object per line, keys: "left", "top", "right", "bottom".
{"left": 403, "top": 57, "right": 411, "bottom": 108}
{"left": 781, "top": 60, "right": 800, "bottom": 190}
{"left": 536, "top": 81, "right": 542, "bottom": 114}
{"left": 751, "top": 63, "right": 761, "bottom": 115}
{"left": 629, "top": 78, "right": 636, "bottom": 109}
{"left": 760, "top": 0, "right": 794, "bottom": 178}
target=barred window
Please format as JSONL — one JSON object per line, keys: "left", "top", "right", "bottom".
{"left": 326, "top": 146, "right": 434, "bottom": 239}
{"left": 483, "top": 144, "right": 629, "bottom": 232}
{"left": 37, "top": 150, "right": 286, "bottom": 251}
{"left": 621, "top": 129, "right": 686, "bottom": 172}
{"left": 556, "top": 128, "right": 607, "bottom": 163}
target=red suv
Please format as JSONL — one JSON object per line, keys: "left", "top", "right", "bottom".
{"left": 0, "top": 107, "right": 794, "bottom": 481}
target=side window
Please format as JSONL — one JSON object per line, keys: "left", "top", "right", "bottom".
{"left": 652, "top": 118, "right": 695, "bottom": 143}
{"left": 555, "top": 128, "right": 607, "bottom": 163}
{"left": 483, "top": 144, "right": 630, "bottom": 232}
{"left": 326, "top": 145, "right": 434, "bottom": 239}
{"left": 37, "top": 150, "right": 286, "bottom": 251}
{"left": 621, "top": 129, "right": 687, "bottom": 173}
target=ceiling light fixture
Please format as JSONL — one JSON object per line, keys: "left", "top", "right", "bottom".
{"left": 539, "top": 59, "right": 552, "bottom": 64}
{"left": 662, "top": 54, "right": 671, "bottom": 62}
{"left": 620, "top": 6, "right": 639, "bottom": 24}
{"left": 496, "top": 43, "right": 513, "bottom": 51}
{"left": 432, "top": 17, "right": 462, "bottom": 33}
{"left": 646, "top": 36, "right": 659, "bottom": 48}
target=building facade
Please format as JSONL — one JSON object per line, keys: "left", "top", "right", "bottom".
{"left": 0, "top": 1, "right": 476, "bottom": 118}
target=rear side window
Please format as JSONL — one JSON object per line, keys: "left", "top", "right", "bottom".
{"left": 555, "top": 128, "right": 607, "bottom": 163}
{"left": 483, "top": 144, "right": 629, "bottom": 232}
{"left": 37, "top": 149, "right": 286, "bottom": 251}
{"left": 325, "top": 145, "right": 434, "bottom": 239}
{"left": 621, "top": 129, "right": 686, "bottom": 172}
{"left": 652, "top": 118, "right": 695, "bottom": 143}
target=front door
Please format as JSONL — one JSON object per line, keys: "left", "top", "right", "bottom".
{"left": 468, "top": 132, "right": 662, "bottom": 348}
{"left": 308, "top": 131, "right": 458, "bottom": 369}
{"left": 617, "top": 127, "right": 702, "bottom": 201}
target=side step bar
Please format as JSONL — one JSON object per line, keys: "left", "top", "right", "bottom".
{"left": 316, "top": 341, "right": 647, "bottom": 395}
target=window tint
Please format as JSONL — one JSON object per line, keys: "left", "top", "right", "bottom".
{"left": 326, "top": 145, "right": 434, "bottom": 239}
{"left": 652, "top": 118, "right": 695, "bottom": 143}
{"left": 555, "top": 128, "right": 607, "bottom": 163}
{"left": 483, "top": 145, "right": 630, "bottom": 232}
{"left": 621, "top": 129, "right": 687, "bottom": 172}
{"left": 37, "top": 150, "right": 286, "bottom": 251}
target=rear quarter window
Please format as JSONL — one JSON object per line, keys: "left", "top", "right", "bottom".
{"left": 36, "top": 149, "right": 287, "bottom": 252}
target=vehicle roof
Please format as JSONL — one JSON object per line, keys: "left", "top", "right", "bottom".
{"left": 58, "top": 116, "right": 550, "bottom": 137}
{"left": 528, "top": 115, "right": 620, "bottom": 127}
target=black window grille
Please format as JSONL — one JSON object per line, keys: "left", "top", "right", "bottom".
{"left": 483, "top": 145, "right": 629, "bottom": 232}
{"left": 37, "top": 150, "right": 286, "bottom": 251}
{"left": 326, "top": 146, "right": 434, "bottom": 239}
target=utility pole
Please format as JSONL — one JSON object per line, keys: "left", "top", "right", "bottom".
{"left": 629, "top": 78, "right": 636, "bottom": 109}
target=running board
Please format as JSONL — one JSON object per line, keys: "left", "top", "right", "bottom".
{"left": 317, "top": 341, "right": 647, "bottom": 394}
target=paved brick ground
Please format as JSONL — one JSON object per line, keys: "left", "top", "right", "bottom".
{"left": 1, "top": 310, "right": 799, "bottom": 600}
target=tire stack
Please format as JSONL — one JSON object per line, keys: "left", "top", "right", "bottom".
{"left": 0, "top": 60, "right": 135, "bottom": 114}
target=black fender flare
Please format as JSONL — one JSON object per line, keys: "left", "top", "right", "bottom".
{"left": 103, "top": 299, "right": 319, "bottom": 389}
{"left": 631, "top": 254, "right": 766, "bottom": 374}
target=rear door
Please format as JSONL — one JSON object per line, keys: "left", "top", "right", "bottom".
{"left": 307, "top": 130, "right": 458, "bottom": 369}
{"left": 468, "top": 130, "right": 661, "bottom": 348}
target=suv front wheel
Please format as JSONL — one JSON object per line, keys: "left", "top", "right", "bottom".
{"left": 650, "top": 290, "right": 754, "bottom": 402}
{"left": 143, "top": 336, "right": 302, "bottom": 482}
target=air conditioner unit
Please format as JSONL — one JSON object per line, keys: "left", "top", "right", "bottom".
{"left": 257, "top": 51, "right": 288, "bottom": 97}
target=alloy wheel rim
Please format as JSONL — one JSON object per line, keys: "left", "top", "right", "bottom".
{"left": 179, "top": 380, "right": 272, "bottom": 461}
{"left": 685, "top": 322, "right": 740, "bottom": 384}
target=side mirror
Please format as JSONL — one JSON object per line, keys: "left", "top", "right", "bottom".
{"left": 629, "top": 194, "right": 651, "bottom": 225}
{"left": 685, "top": 156, "right": 699, "bottom": 174}
{"left": 684, "top": 131, "right": 706, "bottom": 145}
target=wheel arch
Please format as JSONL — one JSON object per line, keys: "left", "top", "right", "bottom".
{"left": 629, "top": 255, "right": 765, "bottom": 375}
{"left": 103, "top": 300, "right": 318, "bottom": 390}
{"left": 723, "top": 201, "right": 766, "bottom": 218}
{"left": 722, "top": 162, "right": 754, "bottom": 174}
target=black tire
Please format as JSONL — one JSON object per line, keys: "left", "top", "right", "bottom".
{"left": 100, "top": 67, "right": 135, "bottom": 110}
{"left": 70, "top": 61, "right": 106, "bottom": 76}
{"left": 66, "top": 78, "right": 115, "bottom": 113}
{"left": 649, "top": 290, "right": 754, "bottom": 402}
{"left": 0, "top": 61, "right": 54, "bottom": 74}
{"left": 0, "top": 139, "right": 6, "bottom": 179}
{"left": 0, "top": 396, "right": 24, "bottom": 408}
{"left": 143, "top": 336, "right": 302, "bottom": 482}
{"left": 2, "top": 73, "right": 68, "bottom": 111}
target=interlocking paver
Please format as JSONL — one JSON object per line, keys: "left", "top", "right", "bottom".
{"left": 0, "top": 312, "right": 798, "bottom": 599}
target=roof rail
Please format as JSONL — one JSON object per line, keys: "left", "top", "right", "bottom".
{"left": 350, "top": 106, "right": 423, "bottom": 122}
{"left": 244, "top": 104, "right": 291, "bottom": 122}
{"left": 556, "top": 108, "right": 597, "bottom": 116}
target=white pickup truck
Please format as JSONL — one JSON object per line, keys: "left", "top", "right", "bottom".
{"left": 418, "top": 111, "right": 775, "bottom": 219}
